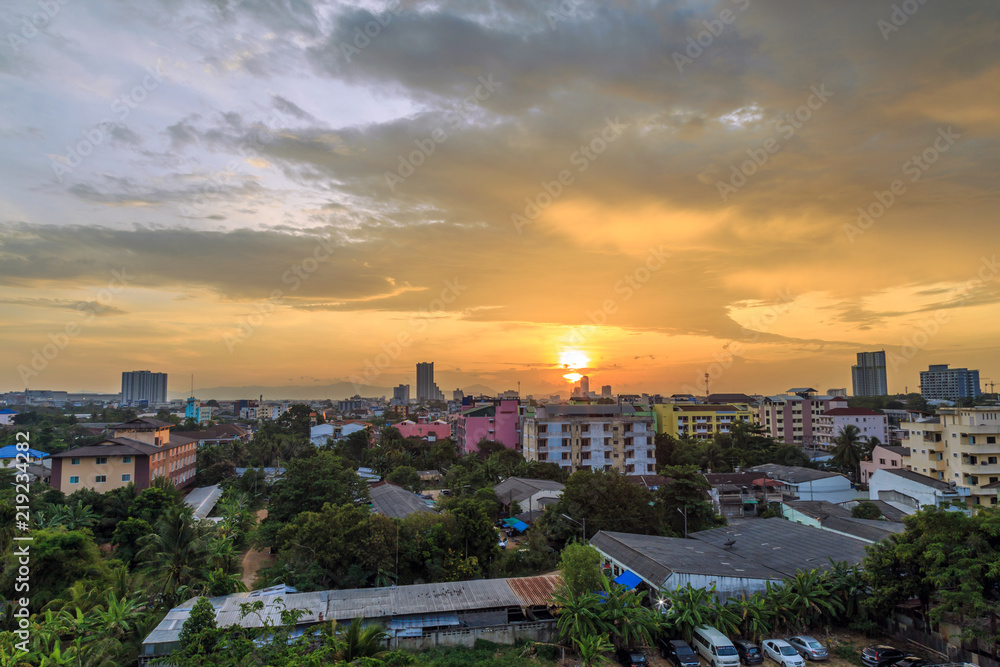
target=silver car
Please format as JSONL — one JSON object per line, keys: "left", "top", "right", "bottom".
{"left": 786, "top": 637, "right": 828, "bottom": 661}
{"left": 762, "top": 640, "right": 805, "bottom": 667}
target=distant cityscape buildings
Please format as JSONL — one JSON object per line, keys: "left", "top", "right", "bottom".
{"left": 852, "top": 350, "right": 888, "bottom": 397}
{"left": 392, "top": 384, "right": 410, "bottom": 404}
{"left": 920, "top": 364, "right": 981, "bottom": 400}
{"left": 415, "top": 362, "right": 444, "bottom": 402}
{"left": 121, "top": 370, "right": 167, "bottom": 405}
{"left": 601, "top": 385, "right": 612, "bottom": 397}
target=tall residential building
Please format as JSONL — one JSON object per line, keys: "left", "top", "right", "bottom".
{"left": 900, "top": 406, "right": 999, "bottom": 508}
{"left": 851, "top": 351, "right": 888, "bottom": 396}
{"left": 392, "top": 384, "right": 410, "bottom": 404}
{"left": 758, "top": 388, "right": 848, "bottom": 445}
{"left": 812, "top": 407, "right": 888, "bottom": 450}
{"left": 121, "top": 370, "right": 168, "bottom": 405}
{"left": 920, "top": 364, "right": 981, "bottom": 401}
{"left": 521, "top": 404, "right": 655, "bottom": 474}
{"left": 415, "top": 362, "right": 443, "bottom": 402}
{"left": 579, "top": 375, "right": 590, "bottom": 395}
{"left": 452, "top": 399, "right": 520, "bottom": 454}
{"left": 601, "top": 385, "right": 612, "bottom": 397}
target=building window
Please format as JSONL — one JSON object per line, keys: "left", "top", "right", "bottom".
{"left": 122, "top": 474, "right": 131, "bottom": 482}
{"left": 123, "top": 456, "right": 131, "bottom": 463}
{"left": 71, "top": 458, "right": 80, "bottom": 465}
{"left": 69, "top": 476, "right": 79, "bottom": 484}
{"left": 95, "top": 475, "right": 107, "bottom": 483}
{"left": 96, "top": 457, "right": 108, "bottom": 465}
{"left": 879, "top": 459, "right": 886, "bottom": 464}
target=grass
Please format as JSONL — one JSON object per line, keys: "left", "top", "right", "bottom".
{"left": 407, "top": 639, "right": 561, "bottom": 667}
{"left": 831, "top": 644, "right": 865, "bottom": 667}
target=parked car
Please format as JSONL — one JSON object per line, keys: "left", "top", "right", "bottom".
{"left": 734, "top": 640, "right": 764, "bottom": 665}
{"left": 762, "top": 640, "right": 805, "bottom": 667}
{"left": 615, "top": 647, "right": 650, "bottom": 666}
{"left": 786, "top": 636, "right": 828, "bottom": 661}
{"left": 894, "top": 657, "right": 929, "bottom": 667}
{"left": 659, "top": 638, "right": 701, "bottom": 667}
{"left": 860, "top": 646, "right": 907, "bottom": 667}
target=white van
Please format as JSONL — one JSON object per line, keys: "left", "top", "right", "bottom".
{"left": 692, "top": 625, "right": 740, "bottom": 667}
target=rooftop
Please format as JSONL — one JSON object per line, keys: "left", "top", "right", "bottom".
{"left": 690, "top": 518, "right": 869, "bottom": 576}
{"left": 749, "top": 464, "right": 844, "bottom": 484}
{"left": 821, "top": 407, "right": 884, "bottom": 417}
{"left": 184, "top": 484, "right": 224, "bottom": 520}
{"left": 369, "top": 482, "right": 437, "bottom": 519}
{"left": 493, "top": 477, "right": 565, "bottom": 504}
{"left": 879, "top": 467, "right": 957, "bottom": 491}
{"left": 110, "top": 417, "right": 173, "bottom": 430}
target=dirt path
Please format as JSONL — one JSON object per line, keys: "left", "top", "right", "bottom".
{"left": 240, "top": 508, "right": 274, "bottom": 588}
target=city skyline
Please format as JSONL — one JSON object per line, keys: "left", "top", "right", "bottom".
{"left": 2, "top": 2, "right": 999, "bottom": 398}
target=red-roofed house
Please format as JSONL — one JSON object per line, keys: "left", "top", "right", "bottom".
{"left": 813, "top": 407, "right": 888, "bottom": 450}
{"left": 393, "top": 419, "right": 451, "bottom": 442}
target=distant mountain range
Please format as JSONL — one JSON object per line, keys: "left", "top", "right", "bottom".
{"left": 172, "top": 381, "right": 500, "bottom": 401}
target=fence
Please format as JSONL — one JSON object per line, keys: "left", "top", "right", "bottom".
{"left": 889, "top": 620, "right": 999, "bottom": 667}
{"left": 389, "top": 620, "right": 557, "bottom": 651}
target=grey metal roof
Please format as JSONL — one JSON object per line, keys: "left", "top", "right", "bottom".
{"left": 49, "top": 437, "right": 160, "bottom": 458}
{"left": 785, "top": 500, "right": 852, "bottom": 521}
{"left": 749, "top": 464, "right": 843, "bottom": 484}
{"left": 853, "top": 500, "right": 908, "bottom": 522}
{"left": 880, "top": 467, "right": 955, "bottom": 491}
{"left": 690, "top": 518, "right": 869, "bottom": 576}
{"left": 494, "top": 477, "right": 565, "bottom": 504}
{"left": 589, "top": 531, "right": 780, "bottom": 586}
{"left": 821, "top": 516, "right": 904, "bottom": 542}
{"left": 369, "top": 482, "right": 437, "bottom": 519}
{"left": 881, "top": 446, "right": 910, "bottom": 457}
{"left": 184, "top": 485, "right": 223, "bottom": 520}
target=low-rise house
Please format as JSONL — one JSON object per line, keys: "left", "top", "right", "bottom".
{"left": 868, "top": 467, "right": 971, "bottom": 512}
{"left": 49, "top": 417, "right": 197, "bottom": 492}
{"left": 590, "top": 519, "right": 869, "bottom": 601}
{"left": 309, "top": 422, "right": 367, "bottom": 446}
{"left": 748, "top": 464, "right": 857, "bottom": 504}
{"left": 860, "top": 445, "right": 910, "bottom": 485}
{"left": 394, "top": 419, "right": 451, "bottom": 442}
{"left": 369, "top": 481, "right": 437, "bottom": 519}
{"left": 493, "top": 477, "right": 565, "bottom": 514}
{"left": 782, "top": 500, "right": 904, "bottom": 543}
{"left": 0, "top": 408, "right": 18, "bottom": 426}
{"left": 703, "top": 472, "right": 785, "bottom": 517}
{"left": 140, "top": 574, "right": 562, "bottom": 663}
{"left": 172, "top": 423, "right": 249, "bottom": 449}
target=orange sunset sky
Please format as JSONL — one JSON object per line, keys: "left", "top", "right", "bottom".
{"left": 1, "top": 0, "right": 999, "bottom": 398}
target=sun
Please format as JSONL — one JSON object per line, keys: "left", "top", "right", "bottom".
{"left": 559, "top": 349, "right": 590, "bottom": 370}
{"left": 563, "top": 372, "right": 583, "bottom": 383}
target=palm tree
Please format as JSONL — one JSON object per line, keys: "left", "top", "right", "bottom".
{"left": 727, "top": 592, "right": 774, "bottom": 641}
{"left": 660, "top": 583, "right": 717, "bottom": 643}
{"left": 770, "top": 569, "right": 842, "bottom": 632}
{"left": 335, "top": 617, "right": 388, "bottom": 662}
{"left": 831, "top": 424, "right": 864, "bottom": 483}
{"left": 700, "top": 442, "right": 727, "bottom": 473}
{"left": 137, "top": 505, "right": 212, "bottom": 606}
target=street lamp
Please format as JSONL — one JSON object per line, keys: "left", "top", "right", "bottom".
{"left": 561, "top": 513, "right": 586, "bottom": 541}
{"left": 676, "top": 506, "right": 688, "bottom": 539}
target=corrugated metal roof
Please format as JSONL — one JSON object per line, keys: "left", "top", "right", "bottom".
{"left": 507, "top": 573, "right": 561, "bottom": 607}
{"left": 387, "top": 579, "right": 520, "bottom": 615}
{"left": 369, "top": 482, "right": 437, "bottom": 519}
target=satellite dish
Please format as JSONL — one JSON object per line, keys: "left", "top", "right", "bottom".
{"left": 724, "top": 539, "right": 736, "bottom": 549}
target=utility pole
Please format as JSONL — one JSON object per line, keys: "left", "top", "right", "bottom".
{"left": 677, "top": 506, "right": 688, "bottom": 539}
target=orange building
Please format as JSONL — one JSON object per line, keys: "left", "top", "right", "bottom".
{"left": 50, "top": 417, "right": 197, "bottom": 492}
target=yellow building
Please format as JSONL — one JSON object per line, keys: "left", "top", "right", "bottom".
{"left": 653, "top": 403, "right": 755, "bottom": 439}
{"left": 901, "top": 406, "right": 1000, "bottom": 509}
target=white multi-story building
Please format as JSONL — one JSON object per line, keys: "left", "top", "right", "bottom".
{"left": 521, "top": 404, "right": 656, "bottom": 475}
{"left": 901, "top": 406, "right": 1000, "bottom": 509}
{"left": 813, "top": 407, "right": 888, "bottom": 450}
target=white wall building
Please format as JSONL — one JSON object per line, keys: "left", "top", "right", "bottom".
{"left": 813, "top": 407, "right": 888, "bottom": 450}
{"left": 749, "top": 464, "right": 858, "bottom": 504}
{"left": 868, "top": 467, "right": 970, "bottom": 512}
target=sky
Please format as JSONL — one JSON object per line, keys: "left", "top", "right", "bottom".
{"left": 1, "top": 0, "right": 999, "bottom": 399}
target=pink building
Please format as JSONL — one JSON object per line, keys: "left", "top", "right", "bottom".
{"left": 758, "top": 389, "right": 848, "bottom": 446}
{"left": 860, "top": 444, "right": 910, "bottom": 485}
{"left": 393, "top": 419, "right": 451, "bottom": 442}
{"left": 452, "top": 399, "right": 520, "bottom": 454}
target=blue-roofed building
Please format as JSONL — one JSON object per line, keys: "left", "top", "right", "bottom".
{"left": 0, "top": 408, "right": 18, "bottom": 427}
{"left": 0, "top": 444, "right": 48, "bottom": 462}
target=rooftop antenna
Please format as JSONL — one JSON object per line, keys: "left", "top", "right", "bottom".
{"left": 704, "top": 372, "right": 710, "bottom": 397}
{"left": 190, "top": 374, "right": 194, "bottom": 398}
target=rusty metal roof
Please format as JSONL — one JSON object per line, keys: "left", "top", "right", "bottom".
{"left": 507, "top": 573, "right": 562, "bottom": 607}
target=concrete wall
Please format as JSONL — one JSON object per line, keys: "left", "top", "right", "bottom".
{"left": 389, "top": 620, "right": 556, "bottom": 651}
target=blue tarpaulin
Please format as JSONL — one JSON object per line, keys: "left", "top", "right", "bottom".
{"left": 503, "top": 518, "right": 530, "bottom": 533}
{"left": 613, "top": 570, "right": 642, "bottom": 590}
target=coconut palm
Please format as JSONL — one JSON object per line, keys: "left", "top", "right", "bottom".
{"left": 334, "top": 617, "right": 388, "bottom": 662}
{"left": 831, "top": 424, "right": 864, "bottom": 482}
{"left": 137, "top": 504, "right": 212, "bottom": 606}
{"left": 700, "top": 442, "right": 728, "bottom": 473}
